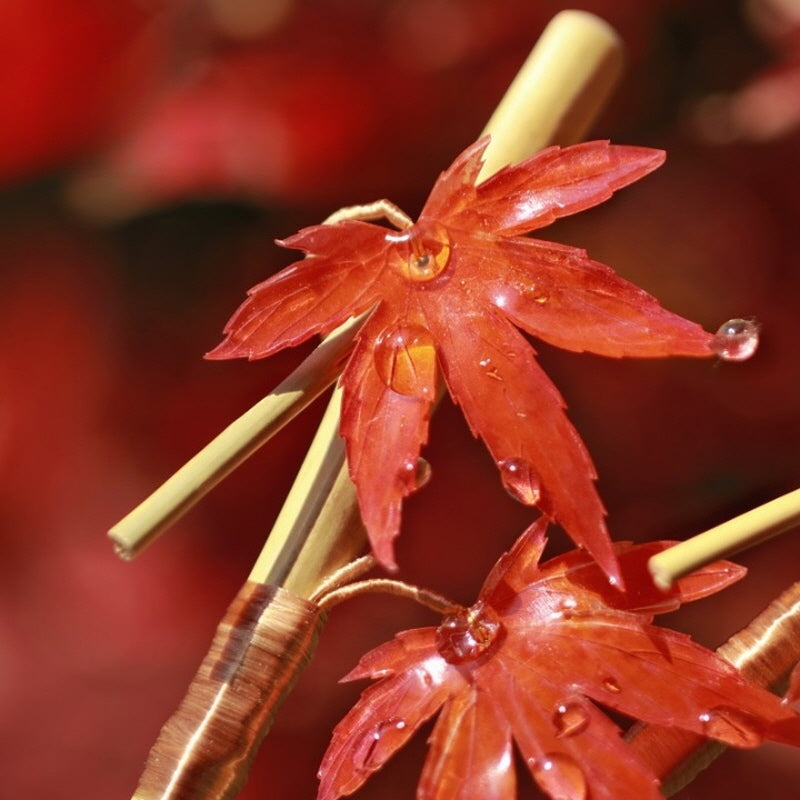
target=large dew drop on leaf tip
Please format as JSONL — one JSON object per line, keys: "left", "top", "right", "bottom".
{"left": 710, "top": 318, "right": 759, "bottom": 361}
{"left": 698, "top": 706, "right": 765, "bottom": 747}
{"left": 529, "top": 752, "right": 588, "bottom": 800}
{"left": 373, "top": 324, "right": 436, "bottom": 396}
{"left": 435, "top": 601, "right": 503, "bottom": 664}
{"left": 497, "top": 458, "right": 541, "bottom": 505}
{"left": 552, "top": 701, "right": 591, "bottom": 738}
{"left": 386, "top": 222, "right": 451, "bottom": 283}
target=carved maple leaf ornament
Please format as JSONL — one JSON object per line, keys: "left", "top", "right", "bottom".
{"left": 209, "top": 137, "right": 714, "bottom": 580}
{"left": 317, "top": 520, "right": 800, "bottom": 800}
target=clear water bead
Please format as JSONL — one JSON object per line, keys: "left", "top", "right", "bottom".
{"left": 710, "top": 318, "right": 759, "bottom": 361}
{"left": 529, "top": 752, "right": 588, "bottom": 800}
{"left": 373, "top": 324, "right": 436, "bottom": 397}
{"left": 386, "top": 222, "right": 451, "bottom": 283}
{"left": 353, "top": 717, "right": 408, "bottom": 771}
{"left": 497, "top": 458, "right": 541, "bottom": 505}
{"left": 435, "top": 601, "right": 503, "bottom": 664}
{"left": 552, "top": 701, "right": 590, "bottom": 737}
{"left": 397, "top": 457, "right": 432, "bottom": 492}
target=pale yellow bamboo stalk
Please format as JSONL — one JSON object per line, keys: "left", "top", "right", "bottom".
{"left": 108, "top": 317, "right": 358, "bottom": 559}
{"left": 246, "top": 385, "right": 365, "bottom": 597}
{"left": 649, "top": 487, "right": 800, "bottom": 590}
{"left": 478, "top": 9, "right": 623, "bottom": 178}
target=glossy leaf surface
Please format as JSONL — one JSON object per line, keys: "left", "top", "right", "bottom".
{"left": 318, "top": 520, "right": 800, "bottom": 800}
{"left": 209, "top": 137, "right": 714, "bottom": 575}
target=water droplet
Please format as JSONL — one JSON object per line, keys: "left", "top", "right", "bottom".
{"left": 602, "top": 676, "right": 621, "bottom": 694}
{"left": 698, "top": 706, "right": 764, "bottom": 747}
{"left": 529, "top": 752, "right": 587, "bottom": 800}
{"left": 373, "top": 324, "right": 436, "bottom": 397}
{"left": 710, "top": 318, "right": 759, "bottom": 361}
{"left": 387, "top": 222, "right": 451, "bottom": 283}
{"left": 353, "top": 717, "right": 408, "bottom": 771}
{"left": 497, "top": 458, "right": 541, "bottom": 505}
{"left": 397, "top": 457, "right": 432, "bottom": 492}
{"left": 435, "top": 601, "right": 503, "bottom": 664}
{"left": 552, "top": 701, "right": 590, "bottom": 737}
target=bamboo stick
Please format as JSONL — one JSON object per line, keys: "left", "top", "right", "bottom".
{"left": 649, "top": 487, "right": 800, "bottom": 590}
{"left": 108, "top": 319, "right": 357, "bottom": 559}
{"left": 478, "top": 9, "right": 622, "bottom": 178}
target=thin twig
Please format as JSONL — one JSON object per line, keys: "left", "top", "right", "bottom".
{"left": 308, "top": 555, "right": 377, "bottom": 604}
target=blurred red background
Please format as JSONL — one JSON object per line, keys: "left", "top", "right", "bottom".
{"left": 1, "top": 0, "right": 799, "bottom": 797}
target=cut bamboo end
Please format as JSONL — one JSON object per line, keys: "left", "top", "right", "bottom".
{"left": 108, "top": 317, "right": 358, "bottom": 559}
{"left": 478, "top": 9, "right": 624, "bottom": 178}
{"left": 649, "top": 487, "right": 800, "bottom": 590}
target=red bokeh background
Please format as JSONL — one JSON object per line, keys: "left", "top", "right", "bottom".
{"left": 1, "top": 1, "right": 799, "bottom": 797}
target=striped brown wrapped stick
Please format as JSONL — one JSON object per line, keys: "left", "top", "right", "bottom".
{"left": 628, "top": 580, "right": 800, "bottom": 795}
{"left": 133, "top": 583, "right": 326, "bottom": 800}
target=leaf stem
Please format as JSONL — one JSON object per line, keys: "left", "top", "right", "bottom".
{"left": 648, "top": 487, "right": 800, "bottom": 590}
{"left": 316, "top": 578, "right": 461, "bottom": 616}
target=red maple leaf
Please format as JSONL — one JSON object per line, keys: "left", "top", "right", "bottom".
{"left": 208, "top": 137, "right": 713, "bottom": 578}
{"left": 318, "top": 519, "right": 800, "bottom": 800}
